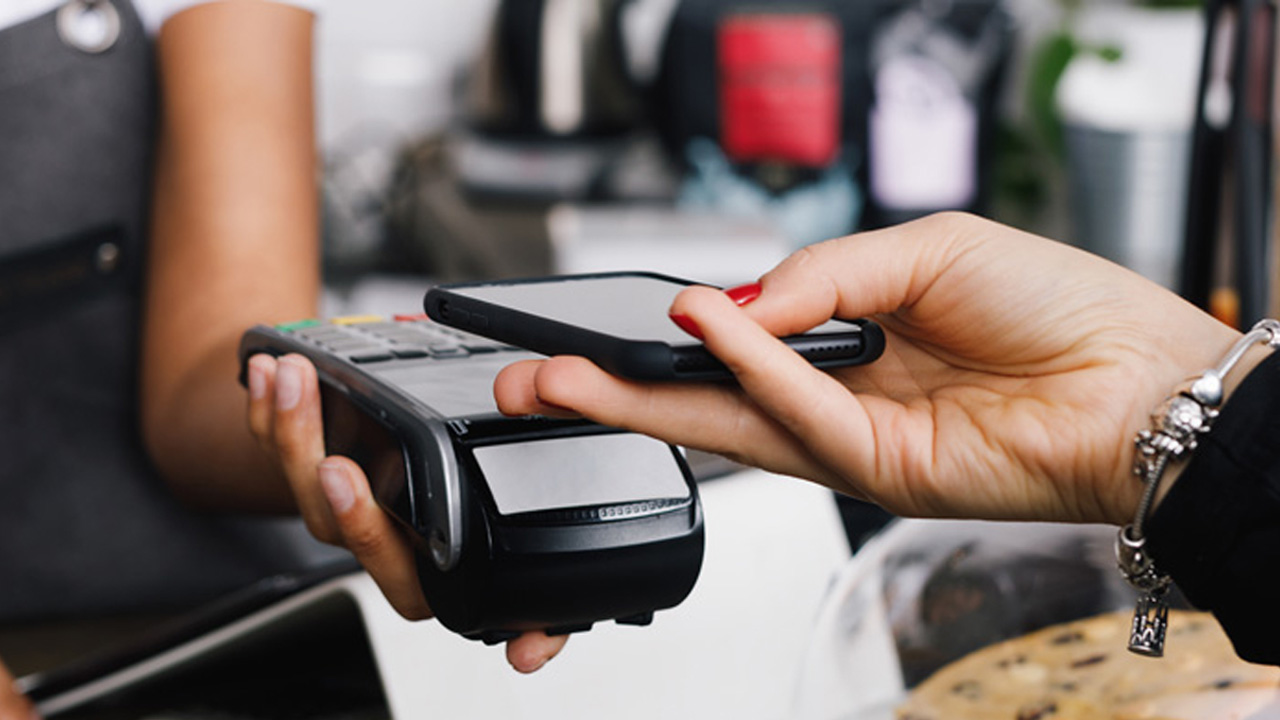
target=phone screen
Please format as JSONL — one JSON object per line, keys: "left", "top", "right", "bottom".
{"left": 443, "top": 274, "right": 852, "bottom": 343}
{"left": 446, "top": 275, "right": 697, "bottom": 343}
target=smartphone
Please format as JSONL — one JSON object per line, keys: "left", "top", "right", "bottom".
{"left": 423, "top": 271, "right": 884, "bottom": 381}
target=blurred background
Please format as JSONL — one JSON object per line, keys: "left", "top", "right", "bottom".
{"left": 315, "top": 0, "right": 1230, "bottom": 312}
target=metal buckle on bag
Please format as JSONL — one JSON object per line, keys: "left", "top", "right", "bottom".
{"left": 57, "top": 0, "right": 120, "bottom": 54}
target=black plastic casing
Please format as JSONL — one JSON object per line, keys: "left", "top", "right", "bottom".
{"left": 422, "top": 417, "right": 703, "bottom": 641}
{"left": 238, "top": 325, "right": 704, "bottom": 643}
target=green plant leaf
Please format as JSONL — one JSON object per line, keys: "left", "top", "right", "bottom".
{"left": 1027, "top": 31, "right": 1078, "bottom": 160}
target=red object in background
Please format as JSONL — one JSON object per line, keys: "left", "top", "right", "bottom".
{"left": 717, "top": 13, "right": 842, "bottom": 167}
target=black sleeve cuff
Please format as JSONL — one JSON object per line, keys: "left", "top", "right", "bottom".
{"left": 1145, "top": 349, "right": 1280, "bottom": 665}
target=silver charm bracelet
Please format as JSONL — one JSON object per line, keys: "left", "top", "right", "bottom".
{"left": 1116, "top": 318, "right": 1280, "bottom": 657}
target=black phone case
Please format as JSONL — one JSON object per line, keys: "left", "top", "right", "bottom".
{"left": 424, "top": 271, "right": 885, "bottom": 381}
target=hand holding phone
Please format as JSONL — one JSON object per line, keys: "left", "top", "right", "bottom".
{"left": 424, "top": 272, "right": 884, "bottom": 381}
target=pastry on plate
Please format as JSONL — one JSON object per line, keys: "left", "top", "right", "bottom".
{"left": 897, "top": 610, "right": 1280, "bottom": 720}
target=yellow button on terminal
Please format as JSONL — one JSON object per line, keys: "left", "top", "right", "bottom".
{"left": 330, "top": 314, "right": 385, "bottom": 326}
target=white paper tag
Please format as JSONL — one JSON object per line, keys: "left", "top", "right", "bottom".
{"left": 869, "top": 55, "right": 977, "bottom": 210}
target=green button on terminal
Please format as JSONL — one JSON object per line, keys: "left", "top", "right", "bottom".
{"left": 275, "top": 319, "right": 322, "bottom": 332}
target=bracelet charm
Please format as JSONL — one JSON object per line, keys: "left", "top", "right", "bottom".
{"left": 1115, "top": 318, "right": 1280, "bottom": 658}
{"left": 1129, "top": 589, "right": 1171, "bottom": 657}
{"left": 1116, "top": 525, "right": 1173, "bottom": 654}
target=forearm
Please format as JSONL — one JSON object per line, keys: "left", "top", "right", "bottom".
{"left": 139, "top": 0, "right": 319, "bottom": 513}
{"left": 142, "top": 333, "right": 299, "bottom": 512}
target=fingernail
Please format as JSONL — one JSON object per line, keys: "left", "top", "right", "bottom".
{"left": 247, "top": 360, "right": 267, "bottom": 401}
{"left": 319, "top": 460, "right": 355, "bottom": 514}
{"left": 275, "top": 359, "right": 302, "bottom": 411}
{"left": 669, "top": 312, "right": 704, "bottom": 340}
{"left": 724, "top": 282, "right": 762, "bottom": 306}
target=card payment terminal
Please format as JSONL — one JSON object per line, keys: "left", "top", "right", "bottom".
{"left": 239, "top": 315, "right": 704, "bottom": 643}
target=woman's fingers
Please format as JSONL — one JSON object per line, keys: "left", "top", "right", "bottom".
{"left": 245, "top": 353, "right": 343, "bottom": 544}
{"left": 246, "top": 357, "right": 430, "bottom": 620}
{"left": 245, "top": 353, "right": 277, "bottom": 453}
{"left": 317, "top": 459, "right": 574, "bottom": 669}
{"left": 505, "top": 631, "right": 570, "bottom": 674}
{"left": 318, "top": 456, "right": 433, "bottom": 621}
{"left": 268, "top": 354, "right": 341, "bottom": 543}
{"left": 492, "top": 359, "right": 583, "bottom": 419}
{"left": 316, "top": 458, "right": 573, "bottom": 667}
{"left": 737, "top": 214, "right": 968, "bottom": 335}
{"left": 249, "top": 359, "right": 569, "bottom": 670}
{"left": 671, "top": 287, "right": 892, "bottom": 494}
{"left": 497, "top": 355, "right": 841, "bottom": 486}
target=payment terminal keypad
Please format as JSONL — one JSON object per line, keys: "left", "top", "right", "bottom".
{"left": 288, "top": 317, "right": 510, "bottom": 361}
{"left": 268, "top": 316, "right": 535, "bottom": 419}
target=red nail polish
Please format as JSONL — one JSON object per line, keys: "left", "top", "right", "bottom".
{"left": 669, "top": 312, "right": 704, "bottom": 340}
{"left": 725, "top": 282, "right": 762, "bottom": 306}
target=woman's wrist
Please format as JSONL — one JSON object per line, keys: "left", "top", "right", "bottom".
{"left": 1113, "top": 319, "right": 1280, "bottom": 656}
{"left": 1148, "top": 342, "right": 1273, "bottom": 514}
{"left": 1139, "top": 344, "right": 1280, "bottom": 663}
